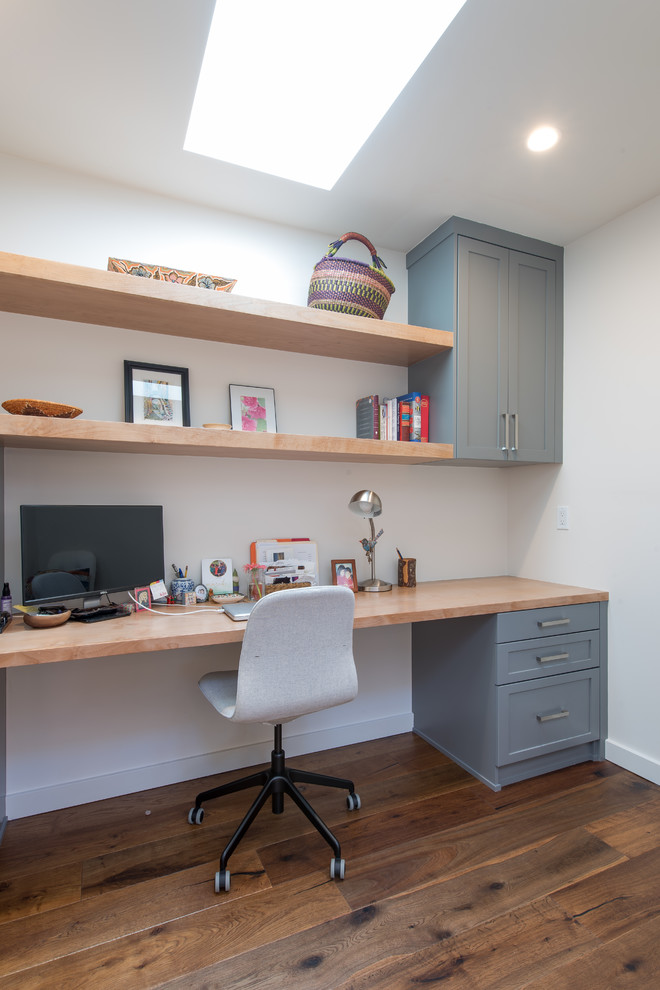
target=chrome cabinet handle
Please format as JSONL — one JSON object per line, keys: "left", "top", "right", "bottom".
{"left": 501, "top": 412, "right": 509, "bottom": 451}
{"left": 537, "top": 710, "right": 570, "bottom": 722}
{"left": 536, "top": 652, "right": 570, "bottom": 663}
{"left": 510, "top": 412, "right": 519, "bottom": 451}
{"left": 538, "top": 618, "right": 571, "bottom": 628}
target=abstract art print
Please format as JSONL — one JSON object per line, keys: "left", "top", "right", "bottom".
{"left": 229, "top": 384, "right": 277, "bottom": 433}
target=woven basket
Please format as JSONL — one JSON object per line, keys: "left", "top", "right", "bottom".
{"left": 307, "top": 232, "right": 395, "bottom": 320}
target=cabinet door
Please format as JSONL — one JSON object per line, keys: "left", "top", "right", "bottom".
{"left": 456, "top": 237, "right": 509, "bottom": 460}
{"left": 507, "top": 251, "right": 557, "bottom": 462}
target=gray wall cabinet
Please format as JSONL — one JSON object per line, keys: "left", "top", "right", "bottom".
{"left": 407, "top": 217, "right": 563, "bottom": 464}
{"left": 411, "top": 601, "right": 607, "bottom": 790}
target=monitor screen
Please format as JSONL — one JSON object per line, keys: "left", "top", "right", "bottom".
{"left": 20, "top": 505, "right": 164, "bottom": 606}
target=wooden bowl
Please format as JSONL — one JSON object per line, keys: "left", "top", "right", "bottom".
{"left": 23, "top": 609, "right": 71, "bottom": 628}
{"left": 2, "top": 399, "right": 82, "bottom": 418}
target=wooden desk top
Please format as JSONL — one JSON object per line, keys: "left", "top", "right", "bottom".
{"left": 0, "top": 576, "right": 608, "bottom": 670}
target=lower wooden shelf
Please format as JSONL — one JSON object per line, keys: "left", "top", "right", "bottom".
{"left": 0, "top": 416, "right": 454, "bottom": 464}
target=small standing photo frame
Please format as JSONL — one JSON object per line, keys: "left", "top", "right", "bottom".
{"left": 134, "top": 585, "right": 152, "bottom": 611}
{"left": 124, "top": 361, "right": 191, "bottom": 427}
{"left": 229, "top": 384, "right": 277, "bottom": 433}
{"left": 331, "top": 559, "right": 358, "bottom": 593}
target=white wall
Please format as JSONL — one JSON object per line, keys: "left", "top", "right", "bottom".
{"left": 508, "top": 194, "right": 660, "bottom": 784}
{"left": 1, "top": 154, "right": 508, "bottom": 816}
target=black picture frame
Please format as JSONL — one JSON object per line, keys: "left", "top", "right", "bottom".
{"left": 124, "top": 360, "right": 190, "bottom": 427}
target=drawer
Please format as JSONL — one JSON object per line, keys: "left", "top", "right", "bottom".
{"left": 496, "top": 630, "right": 599, "bottom": 684}
{"left": 496, "top": 603, "right": 600, "bottom": 643}
{"left": 497, "top": 669, "right": 600, "bottom": 766}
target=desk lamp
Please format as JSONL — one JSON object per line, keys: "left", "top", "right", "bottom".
{"left": 348, "top": 490, "right": 392, "bottom": 592}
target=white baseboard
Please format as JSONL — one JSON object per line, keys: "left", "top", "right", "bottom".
{"left": 605, "top": 739, "right": 660, "bottom": 786}
{"left": 6, "top": 713, "right": 413, "bottom": 819}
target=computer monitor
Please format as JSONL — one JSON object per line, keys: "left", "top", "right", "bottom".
{"left": 20, "top": 504, "right": 164, "bottom": 608}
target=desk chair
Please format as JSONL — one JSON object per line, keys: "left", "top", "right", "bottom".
{"left": 188, "top": 585, "right": 361, "bottom": 892}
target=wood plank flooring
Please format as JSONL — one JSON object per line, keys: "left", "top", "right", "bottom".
{"left": 1, "top": 733, "right": 659, "bottom": 988}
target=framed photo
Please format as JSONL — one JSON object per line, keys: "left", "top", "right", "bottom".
{"left": 134, "top": 585, "right": 152, "bottom": 611}
{"left": 331, "top": 559, "right": 358, "bottom": 593}
{"left": 201, "top": 557, "right": 233, "bottom": 595}
{"left": 124, "top": 360, "right": 190, "bottom": 426}
{"left": 229, "top": 384, "right": 277, "bottom": 433}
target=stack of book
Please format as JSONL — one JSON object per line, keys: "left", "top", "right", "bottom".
{"left": 356, "top": 393, "right": 430, "bottom": 442}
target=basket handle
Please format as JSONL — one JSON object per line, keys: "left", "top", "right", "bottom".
{"left": 325, "top": 232, "right": 388, "bottom": 271}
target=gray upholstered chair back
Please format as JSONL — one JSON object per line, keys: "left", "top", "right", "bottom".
{"left": 230, "top": 585, "right": 357, "bottom": 724}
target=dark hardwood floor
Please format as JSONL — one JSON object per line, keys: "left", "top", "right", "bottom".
{"left": 1, "top": 733, "right": 659, "bottom": 988}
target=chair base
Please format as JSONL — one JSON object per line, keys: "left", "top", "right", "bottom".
{"left": 189, "top": 724, "right": 359, "bottom": 878}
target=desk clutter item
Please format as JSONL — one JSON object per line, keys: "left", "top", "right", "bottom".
{"left": 23, "top": 608, "right": 71, "bottom": 628}
{"left": 397, "top": 556, "right": 416, "bottom": 588}
{"left": 170, "top": 576, "right": 195, "bottom": 604}
{"left": 2, "top": 399, "right": 82, "bottom": 418}
{"left": 211, "top": 593, "right": 244, "bottom": 606}
{"left": 108, "top": 257, "right": 237, "bottom": 292}
{"left": 201, "top": 558, "right": 233, "bottom": 596}
{"left": 266, "top": 581, "right": 312, "bottom": 594}
{"left": 307, "top": 232, "right": 395, "bottom": 320}
{"left": 250, "top": 539, "right": 319, "bottom": 592}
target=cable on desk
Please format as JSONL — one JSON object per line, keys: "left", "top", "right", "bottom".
{"left": 127, "top": 591, "right": 225, "bottom": 616}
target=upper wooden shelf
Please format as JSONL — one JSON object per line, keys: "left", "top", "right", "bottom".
{"left": 0, "top": 251, "right": 453, "bottom": 366}
{"left": 0, "top": 416, "right": 454, "bottom": 464}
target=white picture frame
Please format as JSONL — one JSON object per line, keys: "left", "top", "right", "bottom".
{"left": 229, "top": 384, "right": 277, "bottom": 433}
{"left": 201, "top": 558, "right": 233, "bottom": 595}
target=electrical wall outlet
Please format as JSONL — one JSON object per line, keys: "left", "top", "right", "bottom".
{"left": 556, "top": 505, "right": 570, "bottom": 530}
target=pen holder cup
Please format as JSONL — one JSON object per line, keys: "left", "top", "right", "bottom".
{"left": 397, "top": 558, "right": 416, "bottom": 588}
{"left": 170, "top": 577, "right": 195, "bottom": 603}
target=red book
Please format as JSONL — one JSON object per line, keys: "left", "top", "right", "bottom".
{"left": 420, "top": 394, "right": 429, "bottom": 442}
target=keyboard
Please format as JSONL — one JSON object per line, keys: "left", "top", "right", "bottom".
{"left": 70, "top": 605, "right": 131, "bottom": 623}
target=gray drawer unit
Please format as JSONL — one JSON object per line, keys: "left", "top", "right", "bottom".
{"left": 412, "top": 600, "right": 607, "bottom": 790}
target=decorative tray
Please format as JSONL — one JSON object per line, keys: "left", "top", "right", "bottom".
{"left": 2, "top": 399, "right": 83, "bottom": 418}
{"left": 211, "top": 594, "right": 245, "bottom": 605}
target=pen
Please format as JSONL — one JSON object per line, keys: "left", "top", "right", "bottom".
{"left": 396, "top": 548, "right": 403, "bottom": 559}
{"left": 171, "top": 564, "right": 178, "bottom": 575}
{"left": 184, "top": 566, "right": 188, "bottom": 578}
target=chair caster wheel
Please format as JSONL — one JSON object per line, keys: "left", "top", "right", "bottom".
{"left": 215, "top": 869, "right": 231, "bottom": 893}
{"left": 330, "top": 857, "right": 345, "bottom": 880}
{"left": 188, "top": 806, "right": 204, "bottom": 825}
{"left": 346, "top": 792, "right": 361, "bottom": 811}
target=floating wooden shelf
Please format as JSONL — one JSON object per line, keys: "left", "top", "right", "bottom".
{"left": 0, "top": 417, "right": 454, "bottom": 464}
{"left": 0, "top": 251, "right": 453, "bottom": 366}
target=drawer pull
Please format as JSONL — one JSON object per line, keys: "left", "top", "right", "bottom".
{"left": 536, "top": 710, "right": 570, "bottom": 723}
{"left": 536, "top": 652, "right": 570, "bottom": 664}
{"left": 538, "top": 618, "right": 571, "bottom": 628}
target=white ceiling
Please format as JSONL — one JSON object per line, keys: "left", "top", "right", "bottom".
{"left": 2, "top": 0, "right": 660, "bottom": 253}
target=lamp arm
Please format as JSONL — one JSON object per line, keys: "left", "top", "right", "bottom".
{"left": 369, "top": 517, "right": 376, "bottom": 582}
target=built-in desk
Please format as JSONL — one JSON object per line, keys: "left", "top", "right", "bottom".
{"left": 0, "top": 577, "right": 608, "bottom": 831}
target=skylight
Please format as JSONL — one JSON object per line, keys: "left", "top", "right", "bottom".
{"left": 184, "top": 0, "right": 468, "bottom": 190}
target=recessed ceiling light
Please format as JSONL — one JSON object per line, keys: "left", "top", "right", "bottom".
{"left": 184, "top": 0, "right": 468, "bottom": 189}
{"left": 527, "top": 126, "right": 560, "bottom": 152}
